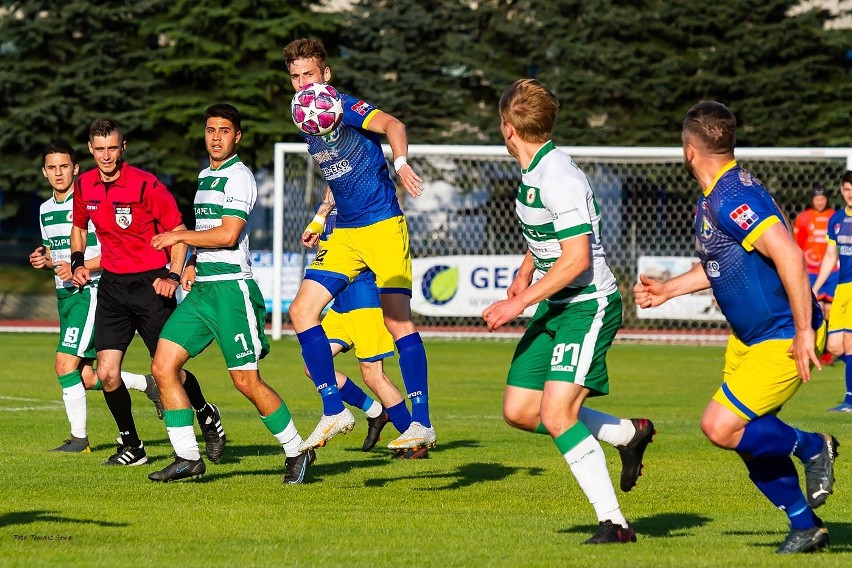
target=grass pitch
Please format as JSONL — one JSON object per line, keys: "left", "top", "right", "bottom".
{"left": 0, "top": 333, "right": 850, "bottom": 567}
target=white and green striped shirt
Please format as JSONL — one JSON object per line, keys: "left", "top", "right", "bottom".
{"left": 516, "top": 141, "right": 616, "bottom": 304}
{"left": 194, "top": 154, "right": 255, "bottom": 281}
{"left": 39, "top": 191, "right": 101, "bottom": 290}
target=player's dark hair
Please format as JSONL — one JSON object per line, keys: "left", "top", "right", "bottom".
{"left": 205, "top": 103, "right": 242, "bottom": 131}
{"left": 42, "top": 141, "right": 77, "bottom": 166}
{"left": 499, "top": 79, "right": 559, "bottom": 143}
{"left": 89, "top": 118, "right": 123, "bottom": 144}
{"left": 283, "top": 37, "right": 328, "bottom": 71}
{"left": 842, "top": 171, "right": 852, "bottom": 186}
{"left": 682, "top": 101, "right": 736, "bottom": 156}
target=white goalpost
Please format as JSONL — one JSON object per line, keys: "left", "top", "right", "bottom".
{"left": 270, "top": 143, "right": 852, "bottom": 340}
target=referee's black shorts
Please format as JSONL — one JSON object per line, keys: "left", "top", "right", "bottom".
{"left": 95, "top": 268, "right": 176, "bottom": 356}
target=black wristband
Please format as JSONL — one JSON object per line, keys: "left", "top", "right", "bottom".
{"left": 70, "top": 251, "right": 85, "bottom": 273}
{"left": 166, "top": 271, "right": 181, "bottom": 283}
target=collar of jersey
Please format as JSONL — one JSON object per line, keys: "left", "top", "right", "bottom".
{"left": 53, "top": 190, "right": 74, "bottom": 205}
{"left": 95, "top": 161, "right": 128, "bottom": 188}
{"left": 523, "top": 140, "right": 555, "bottom": 174}
{"left": 703, "top": 160, "right": 737, "bottom": 197}
{"left": 210, "top": 154, "right": 241, "bottom": 172}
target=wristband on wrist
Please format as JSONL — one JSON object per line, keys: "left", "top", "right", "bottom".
{"left": 393, "top": 156, "right": 407, "bottom": 172}
{"left": 166, "top": 272, "right": 181, "bottom": 283}
{"left": 305, "top": 214, "right": 326, "bottom": 235}
{"left": 70, "top": 251, "right": 85, "bottom": 273}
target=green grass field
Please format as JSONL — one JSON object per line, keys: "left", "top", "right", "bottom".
{"left": 0, "top": 333, "right": 850, "bottom": 567}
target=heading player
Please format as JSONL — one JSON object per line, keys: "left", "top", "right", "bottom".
{"left": 283, "top": 37, "right": 435, "bottom": 454}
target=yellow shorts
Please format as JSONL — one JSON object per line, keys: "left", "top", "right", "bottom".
{"left": 828, "top": 282, "right": 852, "bottom": 334}
{"left": 322, "top": 306, "right": 394, "bottom": 362}
{"left": 712, "top": 323, "right": 827, "bottom": 420}
{"left": 309, "top": 216, "right": 412, "bottom": 292}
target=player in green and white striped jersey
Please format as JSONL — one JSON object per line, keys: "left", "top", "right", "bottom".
{"left": 482, "top": 80, "right": 655, "bottom": 545}
{"left": 148, "top": 104, "right": 312, "bottom": 483}
{"left": 29, "top": 142, "right": 163, "bottom": 453}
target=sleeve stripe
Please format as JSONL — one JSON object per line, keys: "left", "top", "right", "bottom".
{"left": 742, "top": 216, "right": 780, "bottom": 251}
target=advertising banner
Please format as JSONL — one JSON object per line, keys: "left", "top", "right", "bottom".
{"left": 411, "top": 255, "right": 538, "bottom": 317}
{"left": 251, "top": 251, "right": 310, "bottom": 312}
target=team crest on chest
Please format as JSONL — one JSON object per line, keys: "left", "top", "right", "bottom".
{"left": 115, "top": 206, "right": 132, "bottom": 229}
{"left": 526, "top": 187, "right": 536, "bottom": 204}
{"left": 66, "top": 211, "right": 73, "bottom": 222}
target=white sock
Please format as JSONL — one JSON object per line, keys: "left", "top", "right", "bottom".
{"left": 579, "top": 406, "right": 636, "bottom": 447}
{"left": 563, "top": 435, "right": 628, "bottom": 527}
{"left": 120, "top": 371, "right": 148, "bottom": 392}
{"left": 365, "top": 400, "right": 382, "bottom": 418}
{"left": 63, "top": 382, "right": 87, "bottom": 439}
{"left": 273, "top": 421, "right": 303, "bottom": 457}
{"left": 167, "top": 425, "right": 201, "bottom": 461}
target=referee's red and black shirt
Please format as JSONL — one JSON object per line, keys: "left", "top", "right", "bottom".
{"left": 73, "top": 161, "right": 183, "bottom": 274}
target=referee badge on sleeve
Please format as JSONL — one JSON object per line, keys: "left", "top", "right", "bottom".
{"left": 115, "top": 205, "right": 132, "bottom": 229}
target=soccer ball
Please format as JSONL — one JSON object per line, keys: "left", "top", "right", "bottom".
{"left": 291, "top": 83, "right": 344, "bottom": 136}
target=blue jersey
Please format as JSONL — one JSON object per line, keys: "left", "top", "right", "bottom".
{"left": 319, "top": 208, "right": 382, "bottom": 314}
{"left": 694, "top": 161, "right": 820, "bottom": 345}
{"left": 825, "top": 208, "right": 852, "bottom": 285}
{"left": 301, "top": 93, "right": 403, "bottom": 228}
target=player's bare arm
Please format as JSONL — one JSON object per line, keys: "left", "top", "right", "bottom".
{"left": 751, "top": 222, "right": 820, "bottom": 380}
{"left": 302, "top": 187, "right": 334, "bottom": 248}
{"left": 69, "top": 225, "right": 90, "bottom": 287}
{"left": 506, "top": 251, "right": 535, "bottom": 299}
{"left": 151, "top": 223, "right": 191, "bottom": 299}
{"left": 367, "top": 111, "right": 423, "bottom": 198}
{"left": 483, "top": 236, "right": 590, "bottom": 331}
{"left": 634, "top": 261, "right": 711, "bottom": 309}
{"left": 811, "top": 241, "right": 838, "bottom": 296}
{"left": 29, "top": 246, "right": 51, "bottom": 271}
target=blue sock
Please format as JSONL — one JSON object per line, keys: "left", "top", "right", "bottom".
{"left": 745, "top": 456, "right": 818, "bottom": 530}
{"left": 297, "top": 326, "right": 344, "bottom": 415}
{"left": 844, "top": 354, "right": 852, "bottom": 404}
{"left": 396, "top": 332, "right": 430, "bottom": 427}
{"left": 338, "top": 377, "right": 373, "bottom": 412}
{"left": 385, "top": 401, "right": 412, "bottom": 434}
{"left": 736, "top": 414, "right": 823, "bottom": 462}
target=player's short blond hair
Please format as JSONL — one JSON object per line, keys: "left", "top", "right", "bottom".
{"left": 499, "top": 79, "right": 559, "bottom": 143}
{"left": 283, "top": 38, "right": 329, "bottom": 72}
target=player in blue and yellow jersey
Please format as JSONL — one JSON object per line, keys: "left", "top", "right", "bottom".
{"left": 283, "top": 38, "right": 435, "bottom": 453}
{"left": 812, "top": 170, "right": 852, "bottom": 412}
{"left": 635, "top": 101, "right": 839, "bottom": 554}
{"left": 302, "top": 208, "right": 421, "bottom": 457}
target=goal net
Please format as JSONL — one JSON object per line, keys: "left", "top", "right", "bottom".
{"left": 267, "top": 143, "right": 852, "bottom": 340}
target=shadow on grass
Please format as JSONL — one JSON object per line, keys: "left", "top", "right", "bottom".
{"left": 364, "top": 461, "right": 546, "bottom": 490}
{"left": 559, "top": 512, "right": 711, "bottom": 539}
{"left": 724, "top": 521, "right": 852, "bottom": 553}
{"left": 0, "top": 510, "right": 128, "bottom": 528}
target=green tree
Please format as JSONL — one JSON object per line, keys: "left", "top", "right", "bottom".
{"left": 141, "top": 0, "right": 342, "bottom": 202}
{"left": 0, "top": 0, "right": 167, "bottom": 230}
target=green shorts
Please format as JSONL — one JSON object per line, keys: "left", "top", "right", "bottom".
{"left": 56, "top": 286, "right": 97, "bottom": 359}
{"left": 506, "top": 291, "right": 622, "bottom": 396}
{"left": 160, "top": 279, "right": 270, "bottom": 370}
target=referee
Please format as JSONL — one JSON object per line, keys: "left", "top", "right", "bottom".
{"left": 70, "top": 118, "right": 225, "bottom": 466}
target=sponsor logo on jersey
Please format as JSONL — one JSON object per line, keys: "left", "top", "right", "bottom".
{"left": 730, "top": 204, "right": 758, "bottom": 230}
{"left": 705, "top": 260, "right": 720, "bottom": 278}
{"left": 114, "top": 206, "right": 132, "bottom": 229}
{"left": 350, "top": 100, "right": 369, "bottom": 116}
{"left": 322, "top": 159, "right": 352, "bottom": 180}
{"left": 87, "top": 204, "right": 98, "bottom": 211}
